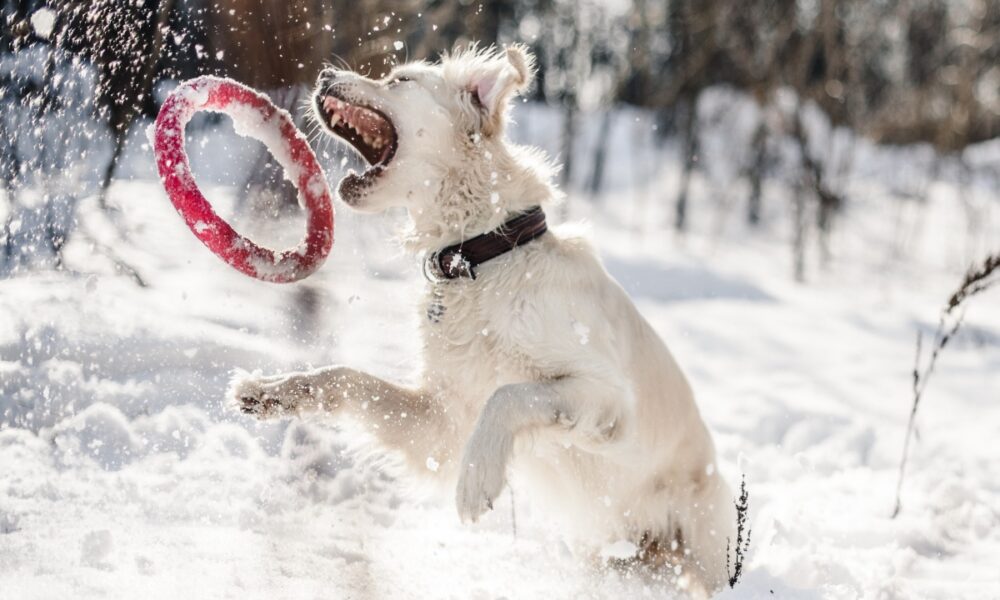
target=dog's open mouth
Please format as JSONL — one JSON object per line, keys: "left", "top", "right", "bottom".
{"left": 318, "top": 93, "right": 398, "bottom": 184}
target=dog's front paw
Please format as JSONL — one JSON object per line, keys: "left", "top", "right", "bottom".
{"left": 455, "top": 434, "right": 511, "bottom": 523}
{"left": 227, "top": 369, "right": 317, "bottom": 420}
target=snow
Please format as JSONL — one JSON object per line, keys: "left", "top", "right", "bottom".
{"left": 601, "top": 540, "right": 640, "bottom": 561}
{"left": 29, "top": 9, "right": 55, "bottom": 40}
{"left": 2, "top": 98, "right": 999, "bottom": 599}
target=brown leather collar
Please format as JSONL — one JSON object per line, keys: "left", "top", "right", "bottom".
{"left": 423, "top": 207, "right": 548, "bottom": 281}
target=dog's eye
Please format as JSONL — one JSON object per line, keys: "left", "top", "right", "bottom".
{"left": 388, "top": 76, "right": 413, "bottom": 87}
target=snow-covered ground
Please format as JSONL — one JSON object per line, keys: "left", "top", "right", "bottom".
{"left": 2, "top": 103, "right": 999, "bottom": 599}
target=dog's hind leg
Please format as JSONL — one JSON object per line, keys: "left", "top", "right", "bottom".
{"left": 455, "top": 376, "right": 625, "bottom": 522}
{"left": 230, "top": 366, "right": 458, "bottom": 471}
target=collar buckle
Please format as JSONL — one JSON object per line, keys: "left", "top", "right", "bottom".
{"left": 422, "top": 249, "right": 475, "bottom": 282}
{"left": 422, "top": 251, "right": 449, "bottom": 283}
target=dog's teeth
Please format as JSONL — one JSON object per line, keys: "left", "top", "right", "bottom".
{"left": 325, "top": 98, "right": 343, "bottom": 114}
{"left": 329, "top": 113, "right": 341, "bottom": 126}
{"left": 363, "top": 134, "right": 373, "bottom": 146}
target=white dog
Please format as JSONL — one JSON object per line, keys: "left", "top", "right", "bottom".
{"left": 231, "top": 45, "right": 734, "bottom": 593}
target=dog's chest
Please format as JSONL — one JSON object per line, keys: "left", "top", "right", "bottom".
{"left": 421, "top": 282, "right": 529, "bottom": 391}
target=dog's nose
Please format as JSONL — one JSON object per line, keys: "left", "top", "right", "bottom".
{"left": 316, "top": 69, "right": 341, "bottom": 92}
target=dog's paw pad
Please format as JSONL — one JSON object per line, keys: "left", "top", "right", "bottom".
{"left": 227, "top": 370, "right": 297, "bottom": 420}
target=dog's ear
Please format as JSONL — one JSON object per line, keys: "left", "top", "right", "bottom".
{"left": 468, "top": 44, "right": 535, "bottom": 136}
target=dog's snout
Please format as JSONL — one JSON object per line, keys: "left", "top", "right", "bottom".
{"left": 316, "top": 70, "right": 336, "bottom": 91}
{"left": 316, "top": 70, "right": 370, "bottom": 101}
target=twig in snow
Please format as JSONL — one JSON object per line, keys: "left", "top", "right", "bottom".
{"left": 726, "top": 474, "right": 751, "bottom": 588}
{"left": 892, "top": 251, "right": 999, "bottom": 518}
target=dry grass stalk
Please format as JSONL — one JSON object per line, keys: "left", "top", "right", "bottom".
{"left": 892, "top": 252, "right": 999, "bottom": 518}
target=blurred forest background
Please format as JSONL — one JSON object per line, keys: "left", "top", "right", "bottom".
{"left": 3, "top": 0, "right": 1000, "bottom": 282}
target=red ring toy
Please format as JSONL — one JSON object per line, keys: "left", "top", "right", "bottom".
{"left": 153, "top": 76, "right": 334, "bottom": 283}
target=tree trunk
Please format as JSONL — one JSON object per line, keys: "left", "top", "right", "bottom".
{"left": 747, "top": 121, "right": 767, "bottom": 225}
{"left": 98, "top": 0, "right": 175, "bottom": 206}
{"left": 793, "top": 105, "right": 841, "bottom": 269}
{"left": 587, "top": 110, "right": 614, "bottom": 196}
{"left": 675, "top": 97, "right": 698, "bottom": 232}
{"left": 560, "top": 101, "right": 577, "bottom": 188}
{"left": 793, "top": 181, "right": 807, "bottom": 283}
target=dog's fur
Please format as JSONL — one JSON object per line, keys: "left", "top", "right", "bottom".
{"left": 230, "top": 45, "right": 734, "bottom": 592}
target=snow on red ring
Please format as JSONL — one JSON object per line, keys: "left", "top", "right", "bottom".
{"left": 153, "top": 76, "right": 334, "bottom": 283}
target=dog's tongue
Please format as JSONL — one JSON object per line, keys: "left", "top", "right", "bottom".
{"left": 377, "top": 142, "right": 392, "bottom": 163}
{"left": 355, "top": 107, "right": 393, "bottom": 140}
